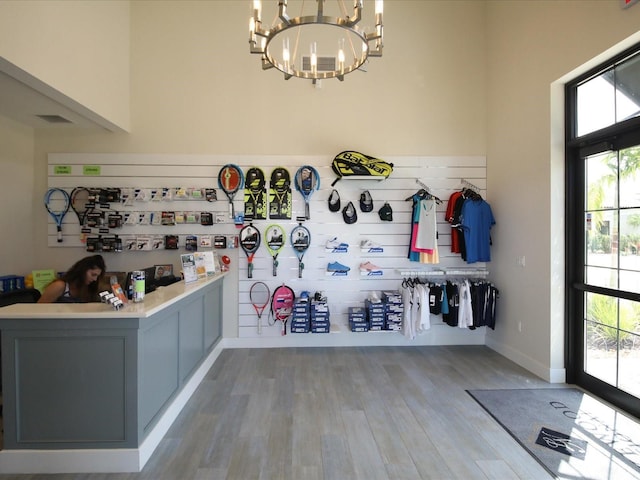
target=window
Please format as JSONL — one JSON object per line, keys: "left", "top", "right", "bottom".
{"left": 566, "top": 43, "right": 640, "bottom": 418}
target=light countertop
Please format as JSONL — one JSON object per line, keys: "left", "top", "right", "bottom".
{"left": 0, "top": 273, "right": 226, "bottom": 320}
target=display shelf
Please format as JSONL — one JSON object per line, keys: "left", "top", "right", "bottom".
{"left": 335, "top": 175, "right": 386, "bottom": 182}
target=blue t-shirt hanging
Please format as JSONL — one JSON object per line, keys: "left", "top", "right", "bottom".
{"left": 460, "top": 199, "right": 495, "bottom": 263}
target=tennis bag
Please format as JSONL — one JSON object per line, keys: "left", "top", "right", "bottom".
{"left": 331, "top": 151, "right": 394, "bottom": 186}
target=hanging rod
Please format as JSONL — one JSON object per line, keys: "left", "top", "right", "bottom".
{"left": 460, "top": 178, "right": 481, "bottom": 192}
{"left": 397, "top": 268, "right": 489, "bottom": 278}
{"left": 416, "top": 178, "right": 430, "bottom": 191}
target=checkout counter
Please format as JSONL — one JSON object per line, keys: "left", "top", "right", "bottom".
{"left": 0, "top": 272, "right": 226, "bottom": 474}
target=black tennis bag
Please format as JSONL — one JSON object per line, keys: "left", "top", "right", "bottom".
{"left": 331, "top": 151, "right": 393, "bottom": 186}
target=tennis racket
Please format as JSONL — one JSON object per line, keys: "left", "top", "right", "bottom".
{"left": 239, "top": 223, "right": 261, "bottom": 278}
{"left": 70, "top": 187, "right": 93, "bottom": 227}
{"left": 249, "top": 281, "right": 270, "bottom": 334}
{"left": 244, "top": 167, "right": 267, "bottom": 220}
{"left": 265, "top": 224, "right": 285, "bottom": 276}
{"left": 294, "top": 165, "right": 320, "bottom": 219}
{"left": 290, "top": 224, "right": 311, "bottom": 278}
{"left": 44, "top": 188, "right": 71, "bottom": 242}
{"left": 269, "top": 167, "right": 291, "bottom": 220}
{"left": 269, "top": 284, "right": 295, "bottom": 336}
{"left": 218, "top": 164, "right": 244, "bottom": 218}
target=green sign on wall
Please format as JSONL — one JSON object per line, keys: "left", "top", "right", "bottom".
{"left": 83, "top": 165, "right": 101, "bottom": 176}
{"left": 53, "top": 165, "right": 72, "bottom": 175}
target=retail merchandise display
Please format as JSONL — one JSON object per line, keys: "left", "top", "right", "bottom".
{"left": 331, "top": 150, "right": 394, "bottom": 185}
{"left": 243, "top": 167, "right": 267, "bottom": 220}
{"left": 294, "top": 165, "right": 320, "bottom": 219}
{"left": 239, "top": 223, "right": 261, "bottom": 278}
{"left": 44, "top": 187, "right": 71, "bottom": 243}
{"left": 217, "top": 164, "right": 244, "bottom": 218}
{"left": 41, "top": 153, "right": 499, "bottom": 338}
{"left": 268, "top": 167, "right": 292, "bottom": 219}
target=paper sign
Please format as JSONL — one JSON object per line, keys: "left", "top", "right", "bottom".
{"left": 180, "top": 254, "right": 198, "bottom": 284}
{"left": 32, "top": 269, "right": 57, "bottom": 293}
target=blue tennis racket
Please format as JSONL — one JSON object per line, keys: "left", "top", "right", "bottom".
{"left": 294, "top": 165, "right": 320, "bottom": 219}
{"left": 44, "top": 188, "right": 71, "bottom": 242}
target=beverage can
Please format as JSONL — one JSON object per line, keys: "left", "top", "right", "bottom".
{"left": 132, "top": 270, "right": 145, "bottom": 303}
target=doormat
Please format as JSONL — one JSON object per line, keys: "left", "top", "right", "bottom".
{"left": 467, "top": 388, "right": 640, "bottom": 480}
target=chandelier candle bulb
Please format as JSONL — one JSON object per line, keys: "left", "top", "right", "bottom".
{"left": 310, "top": 42, "right": 317, "bottom": 75}
{"left": 283, "top": 37, "right": 290, "bottom": 71}
{"left": 338, "top": 38, "right": 345, "bottom": 74}
{"left": 253, "top": 0, "right": 262, "bottom": 22}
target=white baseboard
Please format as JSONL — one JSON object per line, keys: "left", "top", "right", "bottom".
{"left": 223, "top": 324, "right": 487, "bottom": 349}
{"left": 485, "top": 336, "right": 566, "bottom": 384}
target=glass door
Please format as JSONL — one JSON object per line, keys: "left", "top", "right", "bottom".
{"left": 566, "top": 43, "right": 640, "bottom": 417}
{"left": 582, "top": 146, "right": 640, "bottom": 402}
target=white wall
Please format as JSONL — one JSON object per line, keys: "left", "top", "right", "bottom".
{"left": 2, "top": 0, "right": 636, "bottom": 379}
{"left": 0, "top": 0, "right": 131, "bottom": 131}
{"left": 484, "top": 0, "right": 640, "bottom": 381}
{"left": 33, "top": 0, "right": 487, "bottom": 270}
{"left": 0, "top": 115, "right": 36, "bottom": 274}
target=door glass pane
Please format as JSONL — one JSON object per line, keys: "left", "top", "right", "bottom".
{"left": 585, "top": 293, "right": 619, "bottom": 385}
{"left": 619, "top": 334, "right": 640, "bottom": 397}
{"left": 619, "top": 146, "right": 640, "bottom": 209}
{"left": 577, "top": 71, "right": 615, "bottom": 136}
{"left": 586, "top": 210, "right": 619, "bottom": 286}
{"left": 617, "top": 299, "right": 640, "bottom": 397}
{"left": 615, "top": 52, "right": 640, "bottom": 123}
{"left": 586, "top": 151, "right": 618, "bottom": 211}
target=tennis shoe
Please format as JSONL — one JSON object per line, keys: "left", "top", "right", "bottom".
{"left": 326, "top": 237, "right": 349, "bottom": 250}
{"left": 360, "top": 239, "right": 382, "bottom": 249}
{"left": 327, "top": 261, "right": 350, "bottom": 272}
{"left": 368, "top": 291, "right": 382, "bottom": 303}
{"left": 359, "top": 261, "right": 382, "bottom": 272}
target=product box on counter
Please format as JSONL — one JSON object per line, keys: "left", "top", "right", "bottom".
{"left": 349, "top": 318, "right": 369, "bottom": 332}
{"left": 365, "top": 298, "right": 385, "bottom": 314}
{"left": 290, "top": 322, "right": 310, "bottom": 333}
{"left": 311, "top": 323, "right": 331, "bottom": 333}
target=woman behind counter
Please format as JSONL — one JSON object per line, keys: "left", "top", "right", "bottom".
{"left": 38, "top": 255, "right": 106, "bottom": 303}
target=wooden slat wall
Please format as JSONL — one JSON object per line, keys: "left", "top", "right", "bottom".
{"left": 48, "top": 153, "right": 490, "bottom": 340}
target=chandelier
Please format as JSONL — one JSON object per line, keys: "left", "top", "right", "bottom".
{"left": 249, "top": 0, "right": 383, "bottom": 82}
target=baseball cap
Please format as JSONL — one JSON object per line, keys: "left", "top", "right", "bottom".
{"left": 378, "top": 202, "right": 393, "bottom": 221}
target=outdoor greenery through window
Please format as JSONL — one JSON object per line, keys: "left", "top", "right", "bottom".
{"left": 567, "top": 43, "right": 640, "bottom": 412}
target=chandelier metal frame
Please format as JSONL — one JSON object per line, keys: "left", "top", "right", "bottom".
{"left": 249, "top": 0, "right": 383, "bottom": 82}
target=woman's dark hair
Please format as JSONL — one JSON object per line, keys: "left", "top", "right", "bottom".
{"left": 62, "top": 255, "right": 106, "bottom": 301}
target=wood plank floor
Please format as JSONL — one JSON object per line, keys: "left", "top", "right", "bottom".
{"left": 0, "top": 346, "right": 557, "bottom": 480}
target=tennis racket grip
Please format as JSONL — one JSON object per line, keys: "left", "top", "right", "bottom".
{"left": 248, "top": 262, "right": 253, "bottom": 279}
{"left": 228, "top": 200, "right": 234, "bottom": 218}
{"left": 57, "top": 226, "right": 63, "bottom": 242}
{"left": 305, "top": 201, "right": 310, "bottom": 219}
{"left": 298, "top": 261, "right": 303, "bottom": 278}
{"left": 273, "top": 259, "right": 277, "bottom": 277}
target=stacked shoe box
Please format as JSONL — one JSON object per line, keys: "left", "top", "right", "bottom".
{"left": 310, "top": 299, "right": 330, "bottom": 333}
{"left": 348, "top": 306, "right": 369, "bottom": 332}
{"left": 365, "top": 298, "right": 386, "bottom": 331}
{"left": 382, "top": 290, "right": 403, "bottom": 331}
{"left": 290, "top": 297, "right": 310, "bottom": 333}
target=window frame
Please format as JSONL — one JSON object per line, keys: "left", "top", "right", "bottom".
{"left": 565, "top": 42, "right": 640, "bottom": 419}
